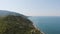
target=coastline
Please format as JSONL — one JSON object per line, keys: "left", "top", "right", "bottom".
{"left": 33, "top": 22, "right": 45, "bottom": 34}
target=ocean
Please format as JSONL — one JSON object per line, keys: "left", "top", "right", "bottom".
{"left": 28, "top": 16, "right": 60, "bottom": 34}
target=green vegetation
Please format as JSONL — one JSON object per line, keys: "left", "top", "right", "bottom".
{"left": 0, "top": 15, "right": 42, "bottom": 34}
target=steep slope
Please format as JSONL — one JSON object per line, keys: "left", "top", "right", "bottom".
{"left": 0, "top": 10, "right": 43, "bottom": 34}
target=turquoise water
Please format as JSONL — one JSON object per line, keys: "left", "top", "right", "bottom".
{"left": 29, "top": 16, "right": 60, "bottom": 34}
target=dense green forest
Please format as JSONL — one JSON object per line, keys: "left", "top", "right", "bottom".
{"left": 0, "top": 11, "right": 42, "bottom": 34}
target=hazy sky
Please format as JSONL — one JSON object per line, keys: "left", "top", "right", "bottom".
{"left": 0, "top": 0, "right": 60, "bottom": 16}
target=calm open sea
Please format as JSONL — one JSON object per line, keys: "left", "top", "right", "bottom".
{"left": 29, "top": 16, "right": 60, "bottom": 34}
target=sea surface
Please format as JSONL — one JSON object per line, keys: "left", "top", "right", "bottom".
{"left": 28, "top": 16, "right": 60, "bottom": 34}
